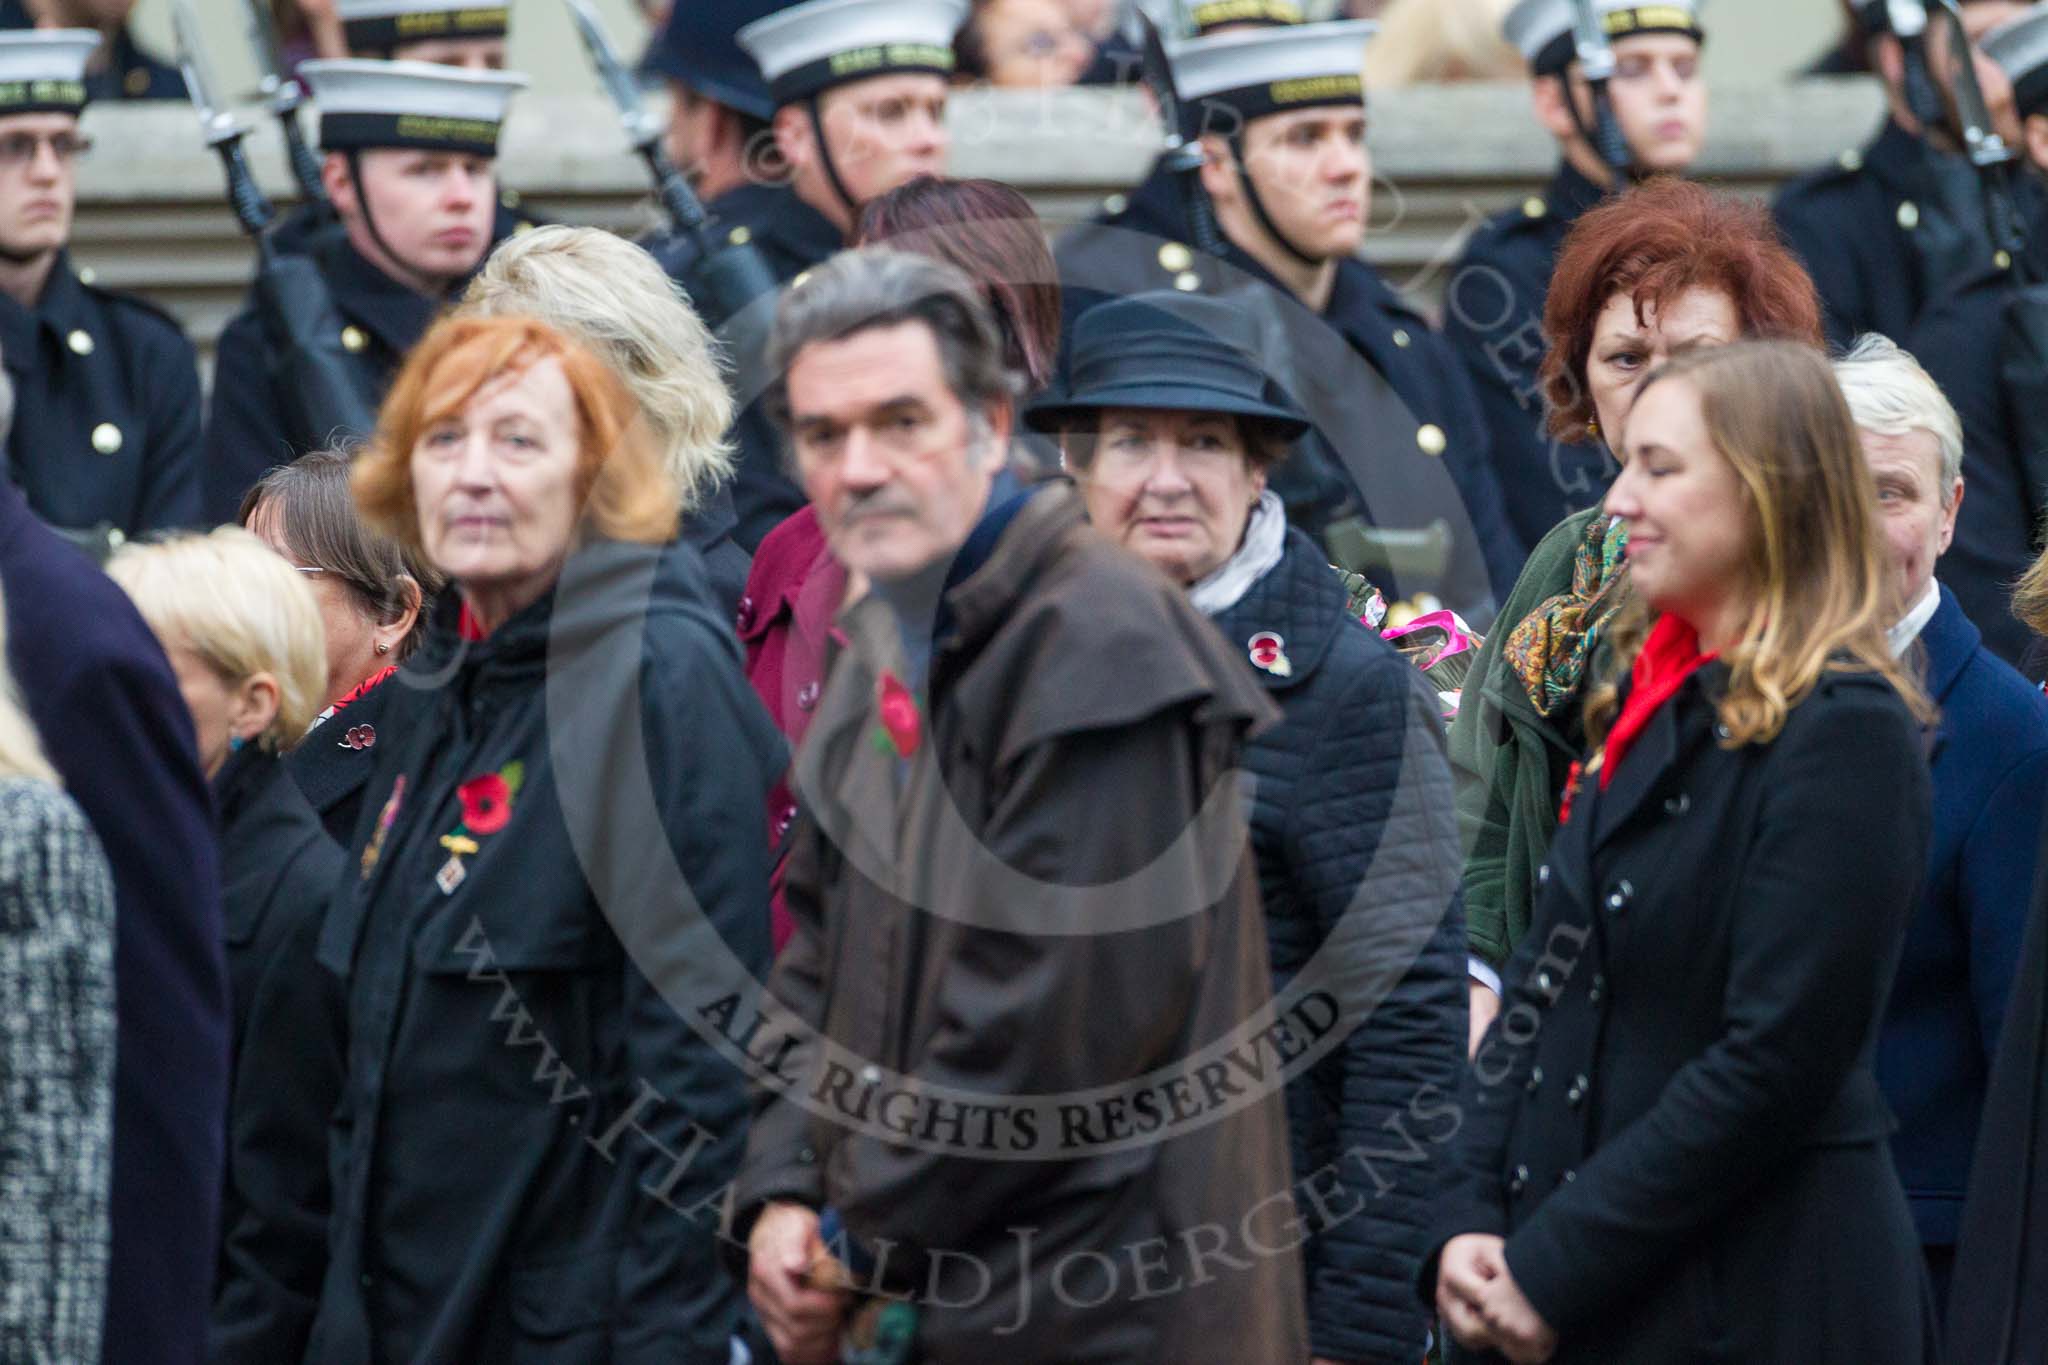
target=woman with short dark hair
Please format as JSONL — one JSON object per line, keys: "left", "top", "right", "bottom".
{"left": 241, "top": 449, "right": 442, "bottom": 844}
{"left": 1430, "top": 341, "right": 1938, "bottom": 1363}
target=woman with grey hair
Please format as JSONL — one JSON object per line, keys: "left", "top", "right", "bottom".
{"left": 1833, "top": 332, "right": 2048, "bottom": 1314}
{"left": 0, "top": 583, "right": 116, "bottom": 1364}
{"left": 460, "top": 224, "right": 752, "bottom": 613}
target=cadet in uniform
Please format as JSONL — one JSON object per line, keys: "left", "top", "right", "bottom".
{"left": 262, "top": 0, "right": 533, "bottom": 255}
{"left": 0, "top": 29, "right": 201, "bottom": 541}
{"left": 1440, "top": 0, "right": 1706, "bottom": 553}
{"left": 1776, "top": 0, "right": 2027, "bottom": 346}
{"left": 1909, "top": 1, "right": 2048, "bottom": 674}
{"left": 203, "top": 58, "right": 526, "bottom": 521}
{"left": 661, "top": 0, "right": 962, "bottom": 549}
{"left": 1086, "top": 0, "right": 1305, "bottom": 242}
{"left": 0, "top": 0, "right": 182, "bottom": 100}
{"left": 1059, "top": 20, "right": 1524, "bottom": 613}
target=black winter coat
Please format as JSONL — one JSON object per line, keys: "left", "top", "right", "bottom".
{"left": 1210, "top": 528, "right": 1466, "bottom": 1363}
{"left": 309, "top": 540, "right": 783, "bottom": 1364}
{"left": 1427, "top": 664, "right": 1939, "bottom": 1363}
{"left": 288, "top": 675, "right": 403, "bottom": 848}
{"left": 207, "top": 747, "right": 346, "bottom": 1365}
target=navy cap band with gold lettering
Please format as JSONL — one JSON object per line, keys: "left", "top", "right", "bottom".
{"left": 0, "top": 31, "right": 99, "bottom": 118}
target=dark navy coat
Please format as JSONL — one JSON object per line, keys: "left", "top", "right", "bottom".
{"left": 1947, "top": 797, "right": 2048, "bottom": 1364}
{"left": 1908, "top": 256, "right": 2045, "bottom": 677}
{"left": 1775, "top": 119, "right": 2002, "bottom": 349}
{"left": 1210, "top": 527, "right": 1465, "bottom": 1363}
{"left": 208, "top": 746, "right": 346, "bottom": 1365}
{"left": 0, "top": 479, "right": 227, "bottom": 1365}
{"left": 1878, "top": 587, "right": 2048, "bottom": 1251}
{"left": 1440, "top": 160, "right": 1610, "bottom": 554}
{"left": 655, "top": 182, "right": 842, "bottom": 552}
{"left": 1427, "top": 664, "right": 1938, "bottom": 1362}
{"left": 204, "top": 229, "right": 439, "bottom": 523}
{"left": 1057, "top": 197, "right": 1524, "bottom": 613}
{"left": 0, "top": 253, "right": 201, "bottom": 536}
{"left": 309, "top": 540, "right": 777, "bottom": 1364}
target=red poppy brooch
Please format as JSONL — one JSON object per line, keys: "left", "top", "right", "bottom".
{"left": 338, "top": 723, "right": 376, "bottom": 751}
{"left": 435, "top": 760, "right": 526, "bottom": 895}
{"left": 872, "top": 672, "right": 922, "bottom": 758}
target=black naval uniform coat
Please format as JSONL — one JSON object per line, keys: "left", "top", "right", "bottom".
{"left": 0, "top": 252, "right": 202, "bottom": 536}
{"left": 1424, "top": 665, "right": 1940, "bottom": 1363}
{"left": 208, "top": 746, "right": 346, "bottom": 1365}
{"left": 1775, "top": 119, "right": 2000, "bottom": 348}
{"left": 1440, "top": 160, "right": 1609, "bottom": 555}
{"left": 1909, "top": 250, "right": 2047, "bottom": 678}
{"left": 655, "top": 182, "right": 843, "bottom": 552}
{"left": 204, "top": 228, "right": 439, "bottom": 523}
{"left": 1058, "top": 184, "right": 1526, "bottom": 610}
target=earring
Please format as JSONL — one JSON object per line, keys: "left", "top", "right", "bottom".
{"left": 228, "top": 735, "right": 245, "bottom": 753}
{"left": 1587, "top": 419, "right": 1600, "bottom": 438}
{"left": 376, "top": 641, "right": 391, "bottom": 655}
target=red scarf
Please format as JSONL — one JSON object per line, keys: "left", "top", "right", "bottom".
{"left": 332, "top": 664, "right": 396, "bottom": 714}
{"left": 1559, "top": 614, "right": 1717, "bottom": 823}
{"left": 458, "top": 599, "right": 490, "bottom": 642}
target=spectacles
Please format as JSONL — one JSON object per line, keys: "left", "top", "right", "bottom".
{"left": 0, "top": 131, "right": 91, "bottom": 168}
{"left": 292, "top": 564, "right": 330, "bottom": 577}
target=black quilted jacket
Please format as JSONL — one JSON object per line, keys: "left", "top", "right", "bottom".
{"left": 1209, "top": 528, "right": 1468, "bottom": 1363}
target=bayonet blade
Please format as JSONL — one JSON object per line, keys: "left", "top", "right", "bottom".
{"left": 239, "top": 0, "right": 289, "bottom": 99}
{"left": 170, "top": 0, "right": 248, "bottom": 146}
{"left": 561, "top": 0, "right": 659, "bottom": 147}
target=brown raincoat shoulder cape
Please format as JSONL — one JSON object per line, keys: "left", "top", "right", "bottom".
{"left": 734, "top": 483, "right": 1310, "bottom": 1364}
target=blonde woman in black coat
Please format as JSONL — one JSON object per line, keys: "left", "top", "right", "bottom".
{"left": 1428, "top": 342, "right": 1940, "bottom": 1363}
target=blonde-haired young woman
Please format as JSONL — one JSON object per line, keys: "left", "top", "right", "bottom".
{"left": 107, "top": 528, "right": 344, "bottom": 1363}
{"left": 459, "top": 224, "right": 751, "bottom": 612}
{"left": 1429, "top": 341, "right": 1941, "bottom": 1364}
{"left": 0, "top": 589, "right": 116, "bottom": 1363}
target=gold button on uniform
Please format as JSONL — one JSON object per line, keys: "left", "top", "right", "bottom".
{"left": 67, "top": 329, "right": 93, "bottom": 356}
{"left": 76, "top": 267, "right": 95, "bottom": 286}
{"left": 1839, "top": 148, "right": 1863, "bottom": 172}
{"left": 123, "top": 67, "right": 149, "bottom": 97}
{"left": 1521, "top": 196, "right": 1546, "bottom": 219}
{"left": 91, "top": 423, "right": 122, "bottom": 455}
{"left": 341, "top": 325, "right": 368, "bottom": 353}
{"left": 1392, "top": 328, "right": 1411, "bottom": 348}
{"left": 513, "top": 221, "right": 535, "bottom": 236}
{"left": 501, "top": 188, "right": 521, "bottom": 208}
{"left": 1997, "top": 249, "right": 2014, "bottom": 271}
{"left": 1102, "top": 193, "right": 1129, "bottom": 216}
{"left": 728, "top": 225, "right": 753, "bottom": 246}
{"left": 1173, "top": 270, "right": 1201, "bottom": 292}
{"left": 1158, "top": 242, "right": 1194, "bottom": 272}
{"left": 1416, "top": 423, "right": 1446, "bottom": 456}
{"left": 1897, "top": 200, "right": 1920, "bottom": 231}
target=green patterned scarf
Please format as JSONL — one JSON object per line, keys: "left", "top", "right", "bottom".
{"left": 1502, "top": 514, "right": 1631, "bottom": 718}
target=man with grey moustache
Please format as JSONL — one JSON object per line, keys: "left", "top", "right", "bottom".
{"left": 728, "top": 246, "right": 1307, "bottom": 1364}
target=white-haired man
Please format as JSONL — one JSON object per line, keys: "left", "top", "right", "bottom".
{"left": 1835, "top": 332, "right": 2048, "bottom": 1311}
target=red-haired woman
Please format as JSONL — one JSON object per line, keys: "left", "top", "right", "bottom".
{"left": 739, "top": 176, "right": 1062, "bottom": 952}
{"left": 307, "top": 315, "right": 782, "bottom": 1361}
{"left": 1451, "top": 178, "right": 1824, "bottom": 1047}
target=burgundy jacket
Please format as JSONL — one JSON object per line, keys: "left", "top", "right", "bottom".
{"left": 737, "top": 505, "right": 848, "bottom": 953}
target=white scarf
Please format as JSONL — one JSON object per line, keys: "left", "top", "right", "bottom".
{"left": 1189, "top": 490, "right": 1287, "bottom": 617}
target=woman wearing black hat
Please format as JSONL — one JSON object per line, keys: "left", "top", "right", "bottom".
{"left": 1029, "top": 290, "right": 1467, "bottom": 1365}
